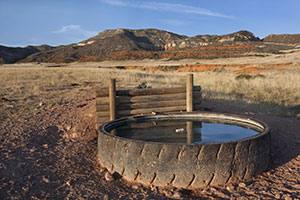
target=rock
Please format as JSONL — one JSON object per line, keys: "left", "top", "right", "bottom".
{"left": 161, "top": 189, "right": 182, "bottom": 199}
{"left": 161, "top": 189, "right": 172, "bottom": 197}
{"left": 172, "top": 191, "right": 183, "bottom": 199}
{"left": 66, "top": 180, "right": 71, "bottom": 186}
{"left": 236, "top": 197, "right": 249, "bottom": 200}
{"left": 42, "top": 176, "right": 49, "bottom": 183}
{"left": 29, "top": 148, "right": 36, "bottom": 153}
{"left": 57, "top": 125, "right": 64, "bottom": 131}
{"left": 71, "top": 132, "right": 79, "bottom": 139}
{"left": 283, "top": 194, "right": 292, "bottom": 200}
{"left": 65, "top": 124, "right": 72, "bottom": 131}
{"left": 42, "top": 144, "right": 48, "bottom": 148}
{"left": 104, "top": 172, "right": 115, "bottom": 182}
{"left": 22, "top": 186, "right": 29, "bottom": 192}
{"left": 99, "top": 167, "right": 107, "bottom": 173}
{"left": 293, "top": 184, "right": 300, "bottom": 189}
{"left": 226, "top": 184, "right": 235, "bottom": 192}
{"left": 274, "top": 193, "right": 281, "bottom": 199}
{"left": 171, "top": 191, "right": 182, "bottom": 199}
{"left": 150, "top": 185, "right": 158, "bottom": 192}
{"left": 131, "top": 184, "right": 141, "bottom": 190}
{"left": 103, "top": 194, "right": 109, "bottom": 200}
{"left": 179, "top": 41, "right": 186, "bottom": 48}
{"left": 210, "top": 187, "right": 217, "bottom": 192}
{"left": 238, "top": 182, "right": 246, "bottom": 188}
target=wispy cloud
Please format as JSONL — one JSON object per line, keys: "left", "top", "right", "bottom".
{"left": 160, "top": 19, "right": 190, "bottom": 26}
{"left": 101, "top": 0, "right": 235, "bottom": 19}
{"left": 53, "top": 25, "right": 97, "bottom": 37}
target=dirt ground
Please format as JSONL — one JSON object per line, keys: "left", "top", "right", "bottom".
{"left": 1, "top": 91, "right": 299, "bottom": 200}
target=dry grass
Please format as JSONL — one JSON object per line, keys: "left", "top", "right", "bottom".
{"left": 193, "top": 69, "right": 300, "bottom": 106}
{"left": 191, "top": 67, "right": 300, "bottom": 116}
{"left": 0, "top": 65, "right": 183, "bottom": 119}
{"left": 0, "top": 62, "right": 299, "bottom": 118}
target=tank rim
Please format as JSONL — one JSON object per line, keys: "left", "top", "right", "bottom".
{"left": 98, "top": 111, "right": 270, "bottom": 145}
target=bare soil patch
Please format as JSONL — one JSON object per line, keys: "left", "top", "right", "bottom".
{"left": 1, "top": 94, "right": 299, "bottom": 199}
{"left": 234, "top": 67, "right": 265, "bottom": 73}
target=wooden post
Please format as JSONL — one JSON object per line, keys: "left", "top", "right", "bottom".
{"left": 186, "top": 121, "right": 193, "bottom": 144}
{"left": 109, "top": 79, "right": 116, "bottom": 121}
{"left": 186, "top": 74, "right": 194, "bottom": 112}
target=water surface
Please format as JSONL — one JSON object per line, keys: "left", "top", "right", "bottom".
{"left": 112, "top": 119, "right": 260, "bottom": 144}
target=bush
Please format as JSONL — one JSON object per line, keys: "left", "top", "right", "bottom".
{"left": 236, "top": 73, "right": 265, "bottom": 80}
{"left": 135, "top": 81, "right": 152, "bottom": 89}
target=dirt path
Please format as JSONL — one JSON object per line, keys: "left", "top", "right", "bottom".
{"left": 1, "top": 97, "right": 300, "bottom": 199}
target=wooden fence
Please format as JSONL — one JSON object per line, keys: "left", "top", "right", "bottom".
{"left": 95, "top": 74, "right": 202, "bottom": 129}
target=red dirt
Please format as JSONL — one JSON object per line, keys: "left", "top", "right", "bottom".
{"left": 49, "top": 58, "right": 68, "bottom": 63}
{"left": 124, "top": 65, "right": 138, "bottom": 69}
{"left": 1, "top": 95, "right": 300, "bottom": 199}
{"left": 121, "top": 62, "right": 295, "bottom": 73}
{"left": 267, "top": 63, "right": 293, "bottom": 67}
{"left": 166, "top": 46, "right": 256, "bottom": 52}
{"left": 177, "top": 65, "right": 217, "bottom": 72}
{"left": 79, "top": 56, "right": 102, "bottom": 62}
{"left": 102, "top": 45, "right": 256, "bottom": 60}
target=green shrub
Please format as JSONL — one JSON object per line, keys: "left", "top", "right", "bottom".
{"left": 235, "top": 73, "right": 265, "bottom": 80}
{"left": 236, "top": 74, "right": 253, "bottom": 80}
{"left": 135, "top": 81, "right": 152, "bottom": 89}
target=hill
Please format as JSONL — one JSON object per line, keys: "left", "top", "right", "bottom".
{"left": 1, "top": 29, "right": 299, "bottom": 63}
{"left": 20, "top": 29, "right": 262, "bottom": 63}
{"left": 0, "top": 45, "right": 54, "bottom": 64}
{"left": 263, "top": 34, "right": 300, "bottom": 44}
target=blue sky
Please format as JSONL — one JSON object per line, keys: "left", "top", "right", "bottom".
{"left": 1, "top": 0, "right": 299, "bottom": 47}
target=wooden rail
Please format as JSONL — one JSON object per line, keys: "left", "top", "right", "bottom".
{"left": 95, "top": 74, "right": 202, "bottom": 129}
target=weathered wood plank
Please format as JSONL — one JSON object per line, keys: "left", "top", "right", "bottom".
{"left": 96, "top": 99, "right": 202, "bottom": 112}
{"left": 117, "top": 104, "right": 202, "bottom": 117}
{"left": 117, "top": 99, "right": 186, "bottom": 110}
{"left": 118, "top": 92, "right": 201, "bottom": 104}
{"left": 96, "top": 103, "right": 201, "bottom": 123}
{"left": 96, "top": 97, "right": 109, "bottom": 105}
{"left": 96, "top": 92, "right": 201, "bottom": 105}
{"left": 97, "top": 117, "right": 110, "bottom": 124}
{"left": 96, "top": 104, "right": 109, "bottom": 111}
{"left": 97, "top": 112, "right": 110, "bottom": 118}
{"left": 97, "top": 99, "right": 185, "bottom": 111}
{"left": 96, "top": 86, "right": 201, "bottom": 97}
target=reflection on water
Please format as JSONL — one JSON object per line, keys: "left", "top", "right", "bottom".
{"left": 111, "top": 119, "right": 260, "bottom": 144}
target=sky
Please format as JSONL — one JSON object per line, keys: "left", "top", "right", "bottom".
{"left": 0, "top": 0, "right": 300, "bottom": 47}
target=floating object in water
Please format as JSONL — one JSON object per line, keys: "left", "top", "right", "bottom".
{"left": 175, "top": 128, "right": 185, "bottom": 133}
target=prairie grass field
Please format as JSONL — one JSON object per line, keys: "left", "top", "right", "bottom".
{"left": 0, "top": 61, "right": 299, "bottom": 118}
